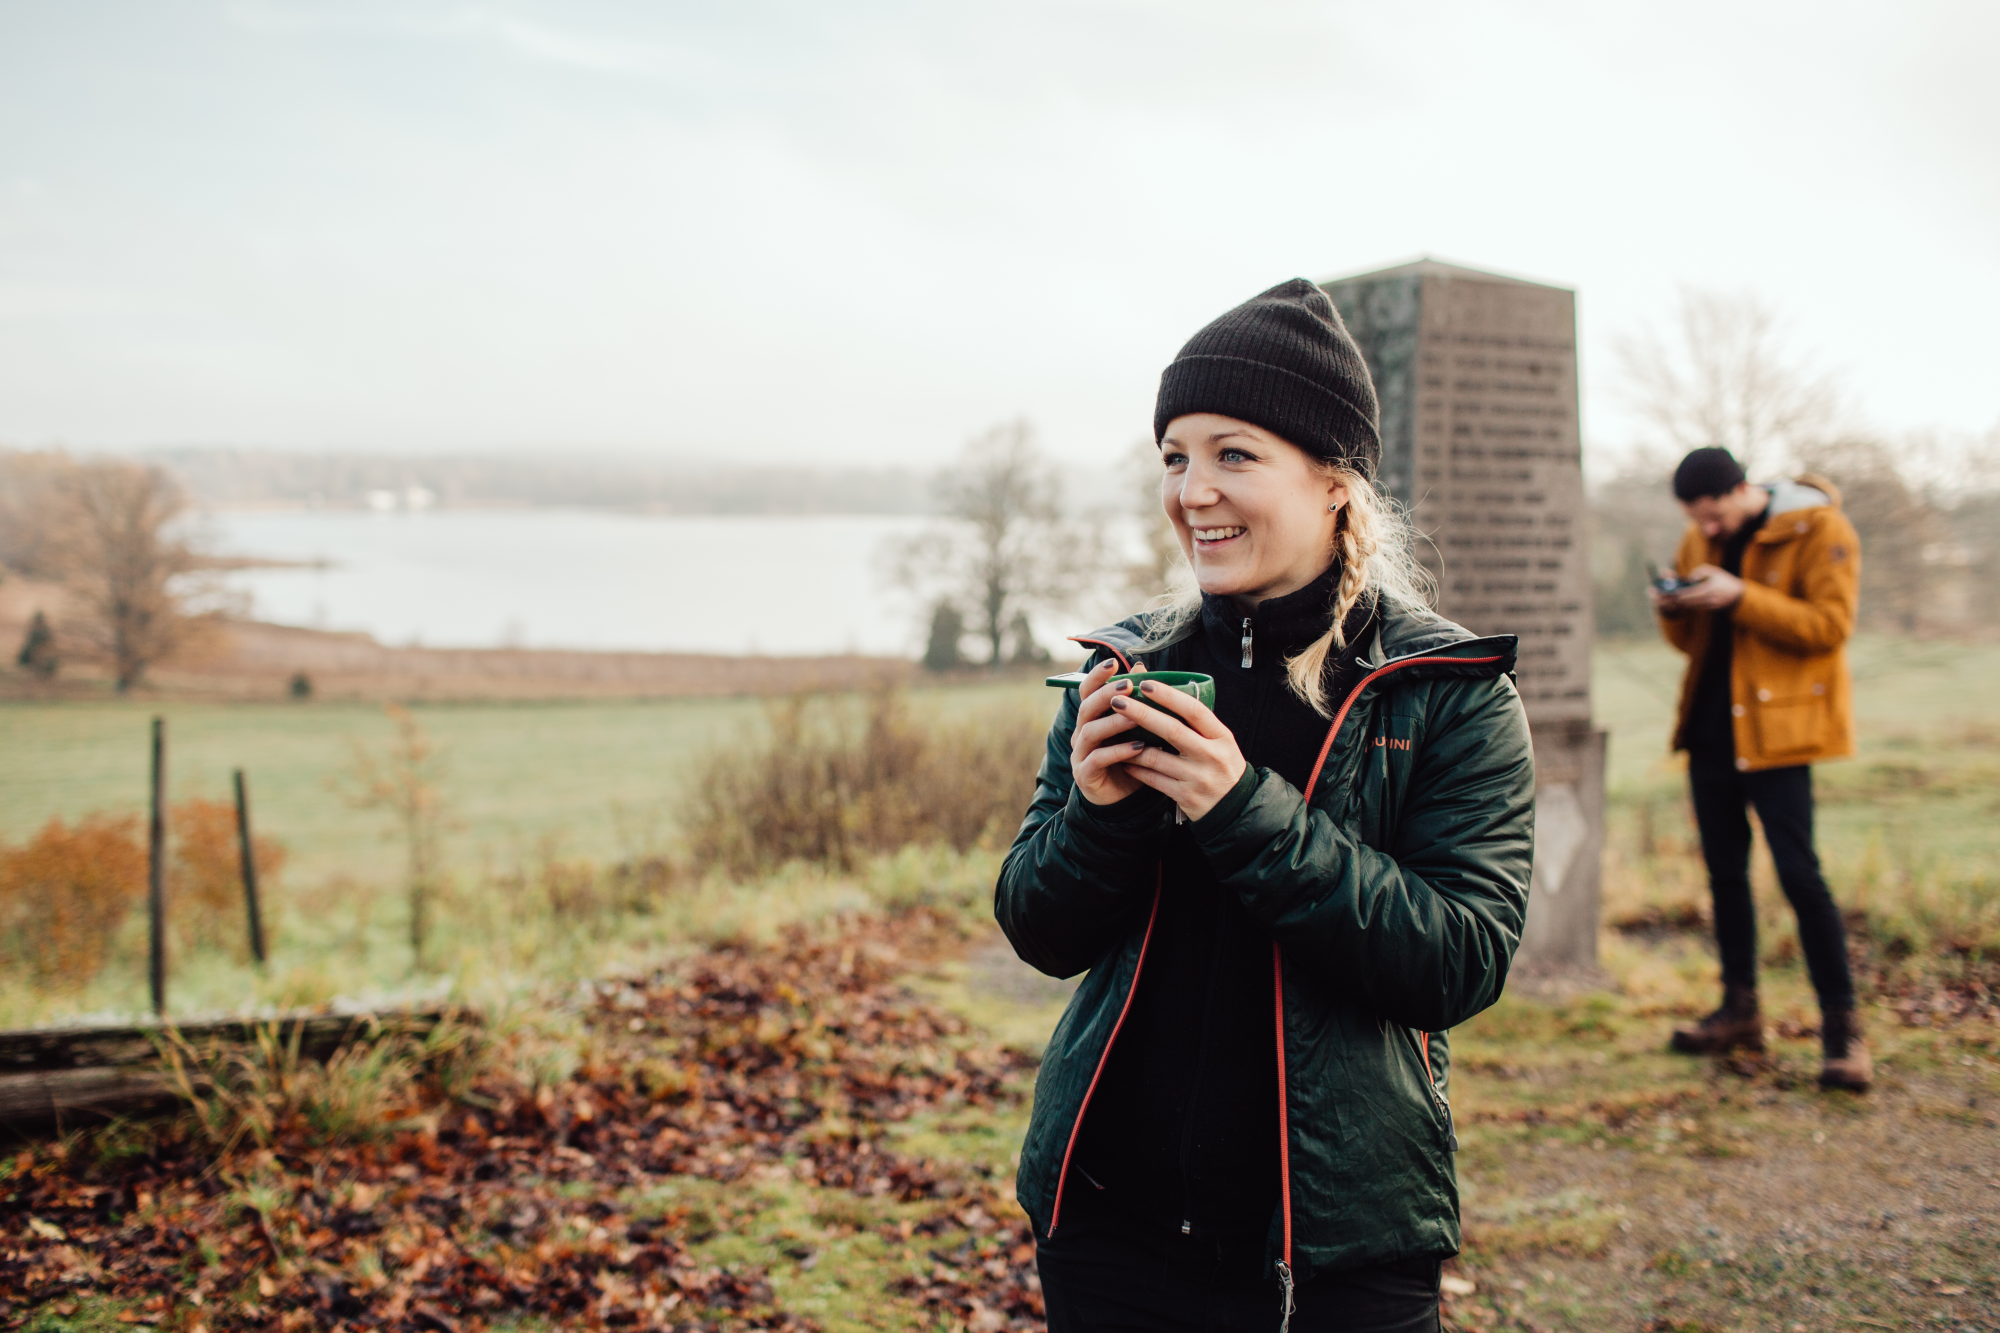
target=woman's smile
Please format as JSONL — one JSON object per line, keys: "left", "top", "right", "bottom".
{"left": 1190, "top": 524, "right": 1246, "bottom": 549}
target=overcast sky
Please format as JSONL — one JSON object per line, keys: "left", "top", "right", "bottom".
{"left": 2, "top": 1, "right": 1995, "bottom": 469}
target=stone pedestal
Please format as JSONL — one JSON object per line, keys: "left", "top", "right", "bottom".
{"left": 1322, "top": 260, "right": 1606, "bottom": 978}
{"left": 1518, "top": 720, "right": 1608, "bottom": 985}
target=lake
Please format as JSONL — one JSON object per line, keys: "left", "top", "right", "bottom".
{"left": 209, "top": 510, "right": 937, "bottom": 656}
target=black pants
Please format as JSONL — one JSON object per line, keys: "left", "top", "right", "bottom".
{"left": 1036, "top": 1190, "right": 1441, "bottom": 1333}
{"left": 1687, "top": 757, "right": 1854, "bottom": 1010}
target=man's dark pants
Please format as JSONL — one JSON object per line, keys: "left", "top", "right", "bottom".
{"left": 1687, "top": 754, "right": 1854, "bottom": 1010}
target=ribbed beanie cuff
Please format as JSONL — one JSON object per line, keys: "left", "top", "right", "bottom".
{"left": 1154, "top": 279, "right": 1381, "bottom": 476}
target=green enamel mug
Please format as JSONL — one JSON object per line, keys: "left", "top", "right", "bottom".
{"left": 1044, "top": 669, "right": 1216, "bottom": 748}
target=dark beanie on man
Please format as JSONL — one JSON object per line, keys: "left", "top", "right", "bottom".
{"left": 1153, "top": 278, "right": 1382, "bottom": 477}
{"left": 1672, "top": 446, "right": 1748, "bottom": 501}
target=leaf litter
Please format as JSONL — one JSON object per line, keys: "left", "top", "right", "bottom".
{"left": 0, "top": 906, "right": 1049, "bottom": 1331}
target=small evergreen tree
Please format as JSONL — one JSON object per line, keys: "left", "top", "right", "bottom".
{"left": 1006, "top": 609, "right": 1051, "bottom": 665}
{"left": 16, "top": 610, "right": 56, "bottom": 678}
{"left": 922, "top": 602, "right": 965, "bottom": 672}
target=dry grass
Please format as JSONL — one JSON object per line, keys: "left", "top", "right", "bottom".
{"left": 682, "top": 689, "right": 1046, "bottom": 877}
{"left": 158, "top": 1014, "right": 484, "bottom": 1152}
{"left": 1601, "top": 780, "right": 2000, "bottom": 1003}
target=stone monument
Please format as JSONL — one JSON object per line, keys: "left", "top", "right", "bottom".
{"left": 1321, "top": 259, "right": 1608, "bottom": 981}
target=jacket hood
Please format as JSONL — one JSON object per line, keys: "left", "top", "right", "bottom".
{"left": 1767, "top": 474, "right": 1840, "bottom": 514}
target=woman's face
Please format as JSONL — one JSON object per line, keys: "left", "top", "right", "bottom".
{"left": 1159, "top": 413, "right": 1348, "bottom": 610}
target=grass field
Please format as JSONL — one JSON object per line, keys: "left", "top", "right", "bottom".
{"left": 11, "top": 634, "right": 1995, "bottom": 878}
{"left": 0, "top": 680, "right": 1057, "bottom": 886}
{"left": 1595, "top": 634, "right": 2000, "bottom": 877}
{"left": 0, "top": 677, "right": 1055, "bottom": 1024}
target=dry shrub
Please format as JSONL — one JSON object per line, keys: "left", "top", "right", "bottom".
{"left": 482, "top": 835, "right": 671, "bottom": 941}
{"left": 0, "top": 814, "right": 147, "bottom": 987}
{"left": 169, "top": 796, "right": 287, "bottom": 961}
{"left": 161, "top": 1015, "right": 485, "bottom": 1151}
{"left": 684, "top": 689, "right": 1045, "bottom": 877}
{"left": 342, "top": 704, "right": 447, "bottom": 970}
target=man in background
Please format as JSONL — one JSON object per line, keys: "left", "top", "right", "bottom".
{"left": 1651, "top": 446, "right": 1870, "bottom": 1091}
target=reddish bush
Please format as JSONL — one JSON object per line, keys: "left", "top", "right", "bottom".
{"left": 0, "top": 814, "right": 147, "bottom": 987}
{"left": 169, "top": 796, "right": 286, "bottom": 961}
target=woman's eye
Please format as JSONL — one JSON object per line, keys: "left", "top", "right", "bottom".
{"left": 1161, "top": 452, "right": 1187, "bottom": 468}
{"left": 1220, "top": 447, "right": 1254, "bottom": 464}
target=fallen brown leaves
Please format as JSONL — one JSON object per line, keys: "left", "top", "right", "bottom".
{"left": 887, "top": 1194, "right": 1042, "bottom": 1333}
{"left": 0, "top": 906, "right": 1041, "bottom": 1331}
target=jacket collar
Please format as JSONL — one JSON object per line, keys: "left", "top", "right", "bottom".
{"left": 1072, "top": 583, "right": 1515, "bottom": 686}
{"left": 1196, "top": 562, "right": 1364, "bottom": 659}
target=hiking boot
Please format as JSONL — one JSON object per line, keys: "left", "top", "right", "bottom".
{"left": 1668, "top": 984, "right": 1765, "bottom": 1054}
{"left": 1819, "top": 1006, "right": 1872, "bottom": 1092}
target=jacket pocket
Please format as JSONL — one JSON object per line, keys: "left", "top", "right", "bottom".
{"left": 1402, "top": 1028, "right": 1452, "bottom": 1145}
{"left": 1754, "top": 691, "right": 1827, "bottom": 759}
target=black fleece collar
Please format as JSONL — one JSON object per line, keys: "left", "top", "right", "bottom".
{"left": 1196, "top": 562, "right": 1378, "bottom": 662}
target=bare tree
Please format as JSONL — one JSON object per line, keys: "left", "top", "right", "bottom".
{"left": 46, "top": 460, "right": 199, "bottom": 690}
{"left": 0, "top": 450, "right": 75, "bottom": 575}
{"left": 1799, "top": 436, "right": 1946, "bottom": 633}
{"left": 1615, "top": 289, "right": 1842, "bottom": 475}
{"left": 887, "top": 420, "right": 1105, "bottom": 668}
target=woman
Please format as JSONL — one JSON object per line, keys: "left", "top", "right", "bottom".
{"left": 997, "top": 280, "right": 1536, "bottom": 1333}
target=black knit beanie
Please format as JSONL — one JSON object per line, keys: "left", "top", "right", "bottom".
{"left": 1672, "top": 446, "right": 1747, "bottom": 501}
{"left": 1153, "top": 278, "right": 1381, "bottom": 476}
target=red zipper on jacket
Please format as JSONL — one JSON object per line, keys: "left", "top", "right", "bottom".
{"left": 1046, "top": 637, "right": 1149, "bottom": 1235}
{"left": 1047, "top": 866, "right": 1161, "bottom": 1235}
{"left": 1068, "top": 636, "right": 1134, "bottom": 672}
{"left": 1272, "top": 651, "right": 1505, "bottom": 1290}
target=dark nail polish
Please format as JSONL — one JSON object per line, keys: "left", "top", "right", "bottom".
{"left": 1138, "top": 680, "right": 1153, "bottom": 693}
{"left": 1112, "top": 698, "right": 1127, "bottom": 710}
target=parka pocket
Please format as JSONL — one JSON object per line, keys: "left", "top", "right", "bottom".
{"left": 1754, "top": 690, "right": 1828, "bottom": 759}
{"left": 1403, "top": 1028, "right": 1457, "bottom": 1152}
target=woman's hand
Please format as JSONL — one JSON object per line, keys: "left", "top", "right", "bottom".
{"left": 1112, "top": 679, "right": 1248, "bottom": 822}
{"left": 1069, "top": 660, "right": 1150, "bottom": 806}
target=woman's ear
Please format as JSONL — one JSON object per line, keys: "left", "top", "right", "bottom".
{"left": 1324, "top": 480, "right": 1351, "bottom": 515}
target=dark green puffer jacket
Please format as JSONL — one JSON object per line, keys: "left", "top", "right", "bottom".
{"left": 996, "top": 596, "right": 1535, "bottom": 1284}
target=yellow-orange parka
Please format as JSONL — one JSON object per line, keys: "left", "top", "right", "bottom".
{"left": 1658, "top": 475, "right": 1861, "bottom": 771}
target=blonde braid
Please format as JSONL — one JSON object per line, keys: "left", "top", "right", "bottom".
{"left": 1136, "top": 463, "right": 1435, "bottom": 717}
{"left": 1285, "top": 469, "right": 1391, "bottom": 716}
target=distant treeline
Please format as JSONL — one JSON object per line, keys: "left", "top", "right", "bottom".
{"left": 132, "top": 447, "right": 937, "bottom": 515}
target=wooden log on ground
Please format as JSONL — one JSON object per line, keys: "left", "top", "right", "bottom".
{"left": 0, "top": 1006, "right": 463, "bottom": 1130}
{"left": 0, "top": 1066, "right": 181, "bottom": 1124}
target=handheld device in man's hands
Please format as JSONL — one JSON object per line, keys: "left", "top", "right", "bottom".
{"left": 1650, "top": 563, "right": 1699, "bottom": 596}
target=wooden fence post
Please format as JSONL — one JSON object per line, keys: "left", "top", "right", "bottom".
{"left": 233, "top": 768, "right": 267, "bottom": 967}
{"left": 148, "top": 717, "right": 167, "bottom": 1016}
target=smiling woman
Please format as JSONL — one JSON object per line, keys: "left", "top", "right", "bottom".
{"left": 996, "top": 280, "right": 1538, "bottom": 1333}
{"left": 1149, "top": 413, "right": 1434, "bottom": 718}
